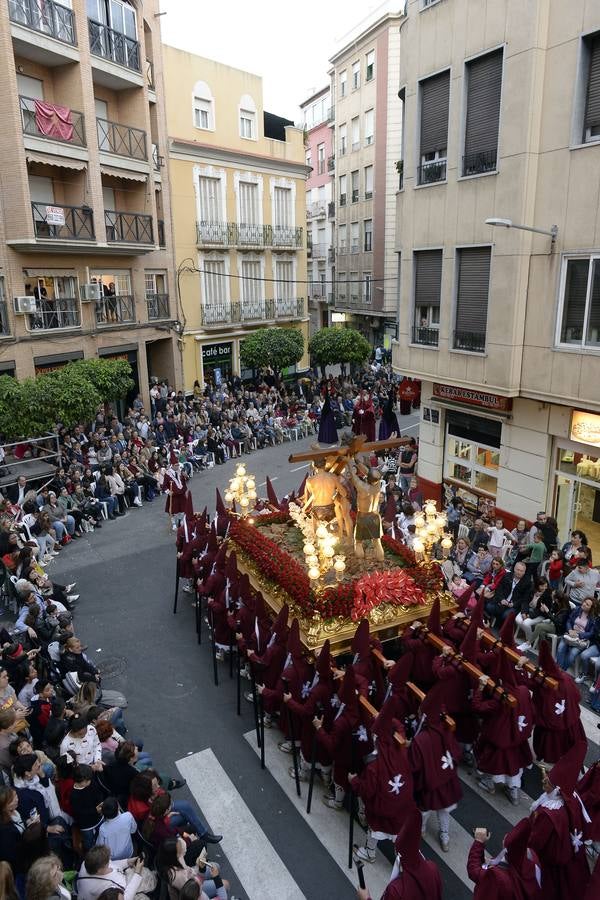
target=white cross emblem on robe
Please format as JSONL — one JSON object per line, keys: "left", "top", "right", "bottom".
{"left": 368, "top": 679, "right": 377, "bottom": 696}
{"left": 441, "top": 751, "right": 454, "bottom": 770}
{"left": 554, "top": 699, "right": 566, "bottom": 716}
{"left": 388, "top": 774, "right": 405, "bottom": 795}
{"left": 330, "top": 694, "right": 341, "bottom": 709}
{"left": 355, "top": 725, "right": 368, "bottom": 742}
{"left": 517, "top": 715, "right": 528, "bottom": 732}
{"left": 301, "top": 681, "right": 311, "bottom": 699}
{"left": 571, "top": 829, "right": 583, "bottom": 852}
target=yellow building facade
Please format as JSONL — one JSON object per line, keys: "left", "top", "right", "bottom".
{"left": 163, "top": 47, "right": 310, "bottom": 389}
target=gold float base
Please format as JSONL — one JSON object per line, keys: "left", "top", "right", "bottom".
{"left": 230, "top": 541, "right": 456, "bottom": 655}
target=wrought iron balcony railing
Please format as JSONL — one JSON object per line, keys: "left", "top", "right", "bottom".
{"left": 9, "top": 0, "right": 76, "bottom": 45}
{"left": 20, "top": 96, "right": 85, "bottom": 146}
{"left": 453, "top": 329, "right": 486, "bottom": 353}
{"left": 270, "top": 225, "right": 303, "bottom": 248}
{"left": 412, "top": 325, "right": 439, "bottom": 347}
{"left": 88, "top": 18, "right": 140, "bottom": 72}
{"left": 327, "top": 155, "right": 335, "bottom": 172}
{"left": 146, "top": 293, "right": 170, "bottom": 320}
{"left": 27, "top": 296, "right": 80, "bottom": 331}
{"left": 196, "top": 221, "right": 237, "bottom": 246}
{"left": 195, "top": 221, "right": 303, "bottom": 249}
{"left": 274, "top": 297, "right": 305, "bottom": 318}
{"left": 96, "top": 117, "right": 146, "bottom": 159}
{"left": 200, "top": 298, "right": 305, "bottom": 326}
{"left": 95, "top": 294, "right": 135, "bottom": 325}
{"left": 462, "top": 149, "right": 497, "bottom": 177}
{"left": 105, "top": 210, "right": 153, "bottom": 244}
{"left": 311, "top": 243, "right": 326, "bottom": 259}
{"left": 32, "top": 202, "right": 94, "bottom": 241}
{"left": 417, "top": 158, "right": 447, "bottom": 185}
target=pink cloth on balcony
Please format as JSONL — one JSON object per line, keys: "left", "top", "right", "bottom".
{"left": 34, "top": 100, "right": 74, "bottom": 142}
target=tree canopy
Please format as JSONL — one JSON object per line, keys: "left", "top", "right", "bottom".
{"left": 240, "top": 327, "right": 304, "bottom": 379}
{"left": 0, "top": 358, "right": 134, "bottom": 441}
{"left": 309, "top": 326, "right": 371, "bottom": 373}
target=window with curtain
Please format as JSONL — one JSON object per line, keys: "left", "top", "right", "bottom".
{"left": 198, "top": 176, "right": 222, "bottom": 222}
{"left": 351, "top": 117, "right": 360, "bottom": 151}
{"left": 352, "top": 61, "right": 360, "bottom": 90}
{"left": 463, "top": 49, "right": 503, "bottom": 175}
{"left": 275, "top": 260, "right": 294, "bottom": 315}
{"left": 202, "top": 258, "right": 228, "bottom": 323}
{"left": 453, "top": 246, "right": 491, "bottom": 352}
{"left": 339, "top": 174, "right": 347, "bottom": 205}
{"left": 364, "top": 109, "right": 374, "bottom": 145}
{"left": 419, "top": 70, "right": 450, "bottom": 183}
{"left": 364, "top": 219, "right": 373, "bottom": 252}
{"left": 364, "top": 164, "right": 373, "bottom": 199}
{"left": 366, "top": 50, "right": 375, "bottom": 82}
{"left": 239, "top": 181, "right": 259, "bottom": 224}
{"left": 194, "top": 97, "right": 212, "bottom": 130}
{"left": 339, "top": 123, "right": 347, "bottom": 155}
{"left": 350, "top": 222, "right": 359, "bottom": 253}
{"left": 340, "top": 70, "right": 347, "bottom": 98}
{"left": 351, "top": 170, "right": 359, "bottom": 202}
{"left": 273, "top": 186, "right": 292, "bottom": 228}
{"left": 558, "top": 256, "right": 600, "bottom": 347}
{"left": 241, "top": 259, "right": 263, "bottom": 319}
{"left": 338, "top": 224, "right": 347, "bottom": 252}
{"left": 240, "top": 109, "right": 255, "bottom": 139}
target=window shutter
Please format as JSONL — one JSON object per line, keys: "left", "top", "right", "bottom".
{"left": 455, "top": 247, "right": 491, "bottom": 333}
{"left": 420, "top": 71, "right": 450, "bottom": 155}
{"left": 586, "top": 260, "right": 600, "bottom": 340}
{"left": 464, "top": 50, "right": 503, "bottom": 158}
{"left": 585, "top": 36, "right": 600, "bottom": 132}
{"left": 414, "top": 250, "right": 442, "bottom": 308}
{"left": 562, "top": 258, "right": 589, "bottom": 337}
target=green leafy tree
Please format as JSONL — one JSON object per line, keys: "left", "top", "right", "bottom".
{"left": 309, "top": 326, "right": 371, "bottom": 375}
{"left": 240, "top": 327, "right": 304, "bottom": 382}
{"left": 45, "top": 367, "right": 102, "bottom": 426}
{"left": 71, "top": 358, "right": 134, "bottom": 404}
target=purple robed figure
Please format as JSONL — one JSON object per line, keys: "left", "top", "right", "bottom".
{"left": 318, "top": 393, "right": 338, "bottom": 444}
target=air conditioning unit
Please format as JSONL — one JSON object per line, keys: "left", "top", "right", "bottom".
{"left": 13, "top": 296, "right": 37, "bottom": 314}
{"left": 80, "top": 283, "right": 103, "bottom": 301}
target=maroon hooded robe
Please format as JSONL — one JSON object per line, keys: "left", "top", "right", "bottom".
{"left": 316, "top": 666, "right": 360, "bottom": 790}
{"left": 577, "top": 760, "right": 600, "bottom": 842}
{"left": 409, "top": 681, "right": 462, "bottom": 812}
{"left": 467, "top": 817, "right": 542, "bottom": 900}
{"left": 531, "top": 640, "right": 586, "bottom": 763}
{"left": 163, "top": 465, "right": 188, "bottom": 514}
{"left": 286, "top": 639, "right": 335, "bottom": 766}
{"left": 380, "top": 808, "right": 442, "bottom": 900}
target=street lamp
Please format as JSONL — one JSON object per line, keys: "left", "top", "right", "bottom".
{"left": 485, "top": 217, "right": 558, "bottom": 245}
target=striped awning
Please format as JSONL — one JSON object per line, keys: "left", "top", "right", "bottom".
{"left": 100, "top": 166, "right": 147, "bottom": 183}
{"left": 26, "top": 153, "right": 87, "bottom": 171}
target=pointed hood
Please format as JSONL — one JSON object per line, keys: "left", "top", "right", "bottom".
{"left": 197, "top": 510, "right": 207, "bottom": 534}
{"left": 503, "top": 818, "right": 532, "bottom": 871}
{"left": 383, "top": 390, "right": 396, "bottom": 422}
{"left": 419, "top": 680, "right": 447, "bottom": 724}
{"left": 427, "top": 597, "right": 441, "bottom": 637}
{"left": 394, "top": 806, "right": 423, "bottom": 870}
{"left": 388, "top": 652, "right": 414, "bottom": 692}
{"left": 459, "top": 616, "right": 479, "bottom": 665}
{"left": 238, "top": 573, "right": 253, "bottom": 604}
{"left": 184, "top": 491, "right": 195, "bottom": 521}
{"left": 372, "top": 695, "right": 398, "bottom": 743}
{"left": 496, "top": 648, "right": 518, "bottom": 687}
{"left": 351, "top": 619, "right": 370, "bottom": 659}
{"left": 214, "top": 542, "right": 228, "bottom": 571}
{"left": 215, "top": 488, "right": 226, "bottom": 515}
{"left": 339, "top": 665, "right": 359, "bottom": 720}
{"left": 287, "top": 618, "right": 303, "bottom": 660}
{"left": 538, "top": 638, "right": 563, "bottom": 681}
{"left": 469, "top": 594, "right": 484, "bottom": 628}
{"left": 266, "top": 476, "right": 280, "bottom": 509}
{"left": 271, "top": 604, "right": 289, "bottom": 638}
{"left": 549, "top": 739, "right": 587, "bottom": 797}
{"left": 253, "top": 591, "right": 268, "bottom": 624}
{"left": 206, "top": 523, "right": 218, "bottom": 554}
{"left": 225, "top": 550, "right": 238, "bottom": 580}
{"left": 499, "top": 611, "right": 517, "bottom": 650}
{"left": 316, "top": 639, "right": 332, "bottom": 678}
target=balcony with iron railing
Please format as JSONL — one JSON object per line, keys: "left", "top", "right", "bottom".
{"left": 146, "top": 293, "right": 170, "bottom": 320}
{"left": 105, "top": 210, "right": 153, "bottom": 244}
{"left": 0, "top": 299, "right": 9, "bottom": 336}
{"left": 310, "top": 283, "right": 326, "bottom": 299}
{"left": 271, "top": 225, "right": 304, "bottom": 249}
{"left": 307, "top": 200, "right": 326, "bottom": 219}
{"left": 95, "top": 294, "right": 135, "bottom": 325}
{"left": 327, "top": 107, "right": 335, "bottom": 123}
{"left": 9, "top": 0, "right": 76, "bottom": 46}
{"left": 145, "top": 58, "right": 155, "bottom": 91}
{"left": 462, "top": 149, "right": 497, "bottom": 177}
{"left": 88, "top": 19, "right": 140, "bottom": 72}
{"left": 31, "top": 202, "right": 94, "bottom": 241}
{"left": 200, "top": 297, "right": 305, "bottom": 327}
{"left": 97, "top": 117, "right": 146, "bottom": 159}
{"left": 195, "top": 222, "right": 303, "bottom": 250}
{"left": 411, "top": 325, "right": 439, "bottom": 347}
{"left": 27, "top": 296, "right": 80, "bottom": 331}
{"left": 453, "top": 330, "right": 486, "bottom": 353}
{"left": 417, "top": 158, "right": 447, "bottom": 186}
{"left": 20, "top": 96, "right": 86, "bottom": 147}
{"left": 327, "top": 155, "right": 335, "bottom": 173}
{"left": 311, "top": 243, "right": 326, "bottom": 259}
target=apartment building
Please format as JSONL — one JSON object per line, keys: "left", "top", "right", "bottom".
{"left": 0, "top": 0, "right": 180, "bottom": 407}
{"left": 329, "top": 6, "right": 404, "bottom": 345}
{"left": 300, "top": 86, "right": 334, "bottom": 334}
{"left": 164, "top": 47, "right": 309, "bottom": 389}
{"left": 393, "top": 0, "right": 600, "bottom": 557}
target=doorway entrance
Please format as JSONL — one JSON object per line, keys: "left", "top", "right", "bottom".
{"left": 554, "top": 447, "right": 600, "bottom": 560}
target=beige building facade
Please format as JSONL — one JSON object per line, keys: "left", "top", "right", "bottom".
{"left": 163, "top": 47, "right": 309, "bottom": 390}
{"left": 329, "top": 7, "right": 403, "bottom": 346}
{"left": 0, "top": 0, "right": 180, "bottom": 408}
{"left": 393, "top": 0, "right": 600, "bottom": 557}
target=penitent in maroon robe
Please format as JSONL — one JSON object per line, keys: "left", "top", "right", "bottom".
{"left": 163, "top": 466, "right": 188, "bottom": 515}
{"left": 531, "top": 641, "right": 586, "bottom": 763}
{"left": 351, "top": 392, "right": 376, "bottom": 442}
{"left": 467, "top": 818, "right": 542, "bottom": 900}
{"left": 409, "top": 682, "right": 462, "bottom": 812}
{"left": 380, "top": 808, "right": 442, "bottom": 900}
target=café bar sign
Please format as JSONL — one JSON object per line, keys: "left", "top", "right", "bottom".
{"left": 570, "top": 410, "right": 600, "bottom": 448}
{"left": 433, "top": 383, "right": 513, "bottom": 412}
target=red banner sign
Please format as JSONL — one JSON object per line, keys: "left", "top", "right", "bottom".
{"left": 433, "top": 383, "right": 513, "bottom": 412}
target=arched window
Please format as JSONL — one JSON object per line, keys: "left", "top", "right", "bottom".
{"left": 193, "top": 80, "right": 215, "bottom": 131}
{"left": 239, "top": 94, "right": 257, "bottom": 140}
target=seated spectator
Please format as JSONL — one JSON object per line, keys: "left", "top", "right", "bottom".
{"left": 556, "top": 596, "right": 597, "bottom": 672}
{"left": 96, "top": 797, "right": 137, "bottom": 860}
{"left": 9, "top": 736, "right": 55, "bottom": 781}
{"left": 467, "top": 519, "right": 489, "bottom": 551}
{"left": 59, "top": 638, "right": 100, "bottom": 688}
{"left": 485, "top": 561, "right": 532, "bottom": 625}
{"left": 157, "top": 836, "right": 229, "bottom": 900}
{"left": 0, "top": 668, "right": 29, "bottom": 731}
{"left": 59, "top": 717, "right": 102, "bottom": 769}
{"left": 12, "top": 754, "right": 63, "bottom": 823}
{"left": 77, "top": 846, "right": 145, "bottom": 900}
{"left": 25, "top": 852, "right": 69, "bottom": 900}
{"left": 514, "top": 576, "right": 552, "bottom": 647}
{"left": 519, "top": 589, "right": 571, "bottom": 652}
{"left": 464, "top": 546, "right": 493, "bottom": 588}
{"left": 449, "top": 538, "right": 470, "bottom": 572}
{"left": 70, "top": 765, "right": 104, "bottom": 850}
{"left": 564, "top": 560, "right": 599, "bottom": 605}
{"left": 142, "top": 793, "right": 220, "bottom": 850}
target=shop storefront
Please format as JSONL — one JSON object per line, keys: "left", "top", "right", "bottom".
{"left": 34, "top": 350, "right": 84, "bottom": 375}
{"left": 552, "top": 411, "right": 600, "bottom": 561}
{"left": 201, "top": 341, "right": 233, "bottom": 386}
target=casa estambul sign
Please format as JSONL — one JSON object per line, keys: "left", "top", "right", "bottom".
{"left": 433, "top": 383, "right": 513, "bottom": 412}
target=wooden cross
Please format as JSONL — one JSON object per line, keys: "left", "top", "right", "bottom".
{"left": 289, "top": 435, "right": 410, "bottom": 476}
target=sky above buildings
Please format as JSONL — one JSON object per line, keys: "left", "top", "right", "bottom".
{"left": 159, "top": 0, "right": 404, "bottom": 122}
